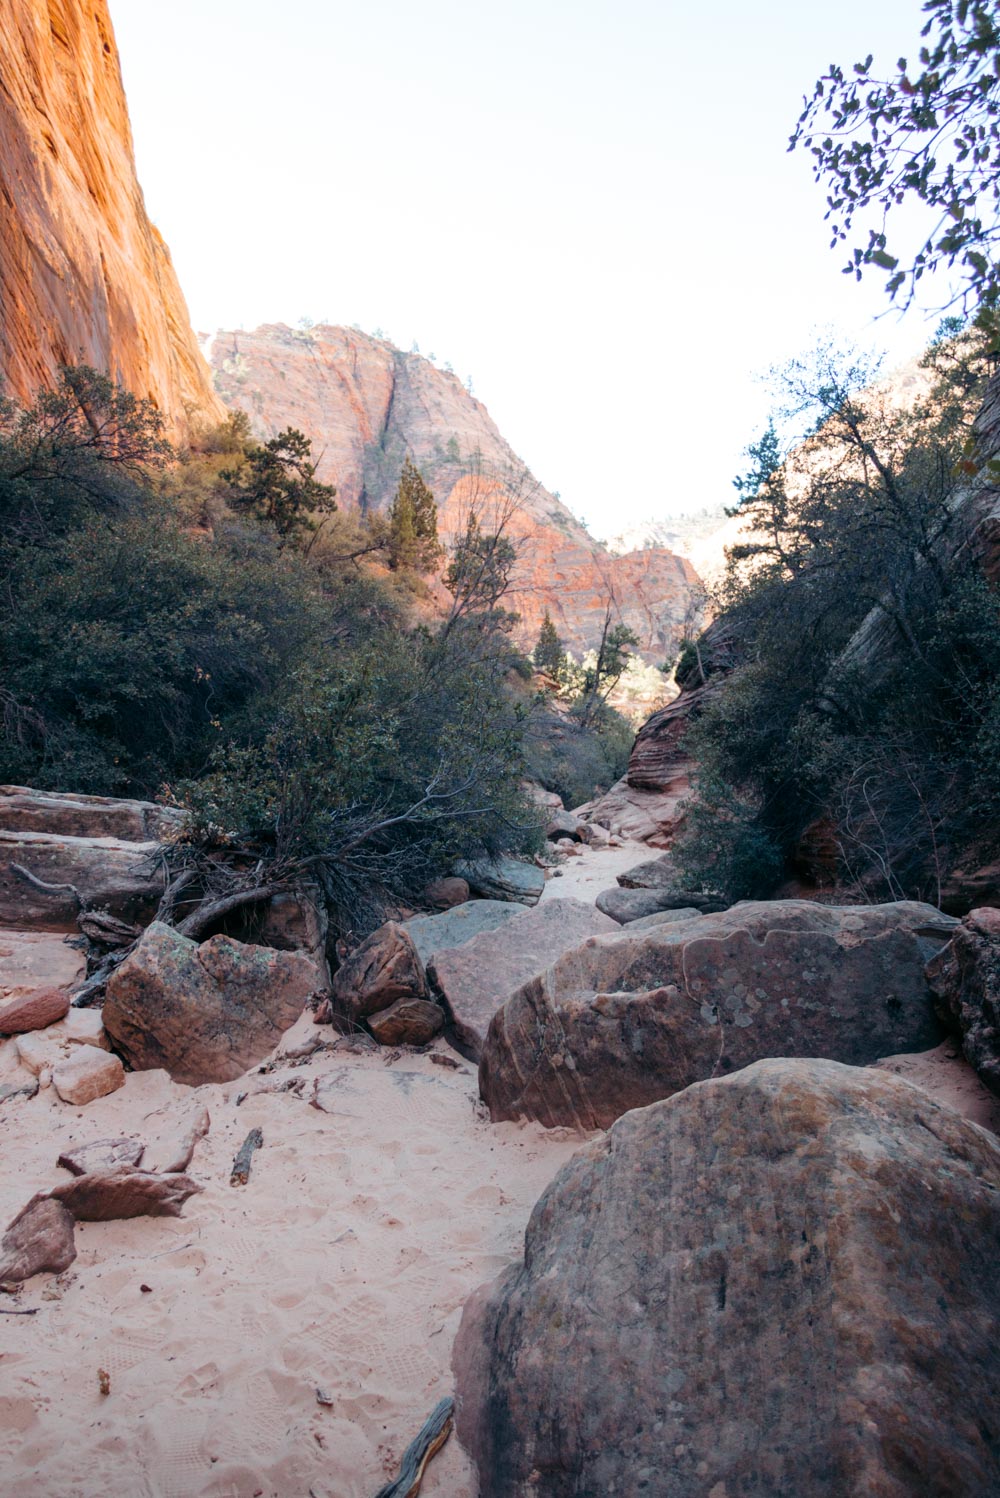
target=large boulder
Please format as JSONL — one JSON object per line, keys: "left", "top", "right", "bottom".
{"left": 454, "top": 1058, "right": 1000, "bottom": 1497}
{"left": 453, "top": 857, "right": 545, "bottom": 907}
{"left": 0, "top": 829, "right": 165, "bottom": 931}
{"left": 427, "top": 899, "right": 618, "bottom": 1061}
{"left": 103, "top": 922, "right": 320, "bottom": 1084}
{"left": 926, "top": 906, "right": 1000, "bottom": 1095}
{"left": 403, "top": 900, "right": 521, "bottom": 967}
{"left": 479, "top": 900, "right": 954, "bottom": 1129}
{"left": 330, "top": 921, "right": 427, "bottom": 1027}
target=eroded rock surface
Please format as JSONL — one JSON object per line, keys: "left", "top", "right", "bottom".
{"left": 403, "top": 901, "right": 521, "bottom": 966}
{"left": 0, "top": 829, "right": 164, "bottom": 931}
{"left": 428, "top": 899, "right": 617, "bottom": 1061}
{"left": 927, "top": 906, "right": 1000, "bottom": 1094}
{"left": 455, "top": 1059, "right": 1000, "bottom": 1497}
{"left": 103, "top": 923, "right": 319, "bottom": 1084}
{"left": 480, "top": 900, "right": 954, "bottom": 1128}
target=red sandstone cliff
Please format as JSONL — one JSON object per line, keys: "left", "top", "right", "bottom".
{"left": 0, "top": 0, "right": 223, "bottom": 437}
{"left": 208, "top": 323, "right": 701, "bottom": 658}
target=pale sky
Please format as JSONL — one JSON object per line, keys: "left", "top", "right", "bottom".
{"left": 111, "top": 0, "right": 942, "bottom": 537}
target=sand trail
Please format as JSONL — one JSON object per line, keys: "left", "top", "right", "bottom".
{"left": 0, "top": 1015, "right": 590, "bottom": 1497}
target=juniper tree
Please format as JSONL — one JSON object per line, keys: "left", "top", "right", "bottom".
{"left": 388, "top": 457, "right": 441, "bottom": 571}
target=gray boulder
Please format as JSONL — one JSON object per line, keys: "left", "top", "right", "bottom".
{"left": 427, "top": 898, "right": 618, "bottom": 1060}
{"left": 623, "top": 906, "right": 702, "bottom": 930}
{"left": 479, "top": 899, "right": 955, "bottom": 1129}
{"left": 454, "top": 857, "right": 545, "bottom": 906}
{"left": 454, "top": 1058, "right": 1000, "bottom": 1498}
{"left": 595, "top": 885, "right": 726, "bottom": 923}
{"left": 403, "top": 899, "right": 522, "bottom": 967}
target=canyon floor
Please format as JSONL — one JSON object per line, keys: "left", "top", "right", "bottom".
{"left": 2, "top": 837, "right": 998, "bottom": 1498}
{"left": 0, "top": 1007, "right": 590, "bottom": 1498}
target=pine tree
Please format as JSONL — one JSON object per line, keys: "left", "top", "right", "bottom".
{"left": 388, "top": 458, "right": 441, "bottom": 571}
{"left": 534, "top": 610, "right": 565, "bottom": 677}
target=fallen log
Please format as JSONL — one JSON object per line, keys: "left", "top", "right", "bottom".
{"left": 374, "top": 1397, "right": 454, "bottom": 1498}
{"left": 230, "top": 1128, "right": 263, "bottom": 1187}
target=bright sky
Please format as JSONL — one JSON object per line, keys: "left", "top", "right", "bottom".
{"left": 110, "top": 0, "right": 942, "bottom": 536}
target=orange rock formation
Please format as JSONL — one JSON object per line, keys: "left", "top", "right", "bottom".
{"left": 209, "top": 323, "right": 702, "bottom": 658}
{"left": 0, "top": 0, "right": 223, "bottom": 438}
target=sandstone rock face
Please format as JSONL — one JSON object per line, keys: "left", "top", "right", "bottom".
{"left": 454, "top": 1058, "right": 1000, "bottom": 1498}
{"left": 0, "top": 829, "right": 165, "bottom": 931}
{"left": 0, "top": 2, "right": 223, "bottom": 438}
{"left": 0, "top": 1195, "right": 76, "bottom": 1284}
{"left": 623, "top": 906, "right": 703, "bottom": 930}
{"left": 927, "top": 906, "right": 1000, "bottom": 1095}
{"left": 208, "top": 324, "right": 702, "bottom": 661}
{"left": 52, "top": 1047, "right": 124, "bottom": 1105}
{"left": 330, "top": 922, "right": 427, "bottom": 1026}
{"left": 454, "top": 857, "right": 545, "bottom": 907}
{"left": 0, "top": 985, "right": 69, "bottom": 1034}
{"left": 0, "top": 786, "right": 177, "bottom": 842}
{"left": 103, "top": 922, "right": 319, "bottom": 1084}
{"left": 403, "top": 901, "right": 521, "bottom": 966}
{"left": 479, "top": 900, "right": 954, "bottom": 1129}
{"left": 427, "top": 899, "right": 618, "bottom": 1061}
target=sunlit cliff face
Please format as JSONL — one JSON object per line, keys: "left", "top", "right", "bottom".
{"left": 0, "top": 0, "right": 222, "bottom": 439}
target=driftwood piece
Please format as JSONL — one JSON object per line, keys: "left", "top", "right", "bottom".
{"left": 230, "top": 1128, "right": 263, "bottom": 1186}
{"left": 176, "top": 884, "right": 278, "bottom": 942}
{"left": 374, "top": 1397, "right": 454, "bottom": 1498}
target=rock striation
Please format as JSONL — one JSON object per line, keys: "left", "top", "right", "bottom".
{"left": 0, "top": 1, "right": 223, "bottom": 437}
{"left": 479, "top": 899, "right": 955, "bottom": 1129}
{"left": 208, "top": 324, "right": 702, "bottom": 660}
{"left": 454, "top": 1058, "right": 1000, "bottom": 1497}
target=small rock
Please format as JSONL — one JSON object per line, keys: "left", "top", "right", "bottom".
{"left": 15, "top": 1031, "right": 65, "bottom": 1076}
{"left": 0, "top": 1078, "right": 39, "bottom": 1105}
{"left": 57, "top": 1137, "right": 145, "bottom": 1176}
{"left": 145, "top": 1108, "right": 211, "bottom": 1173}
{"left": 422, "top": 877, "right": 470, "bottom": 910}
{"left": 0, "top": 1195, "right": 77, "bottom": 1283}
{"left": 0, "top": 986, "right": 70, "bottom": 1035}
{"left": 52, "top": 1048, "right": 125, "bottom": 1106}
{"left": 545, "top": 811, "right": 586, "bottom": 842}
{"left": 50, "top": 1008, "right": 109, "bottom": 1049}
{"left": 49, "top": 1167, "right": 202, "bottom": 1221}
{"left": 579, "top": 821, "right": 610, "bottom": 849}
{"left": 368, "top": 997, "right": 444, "bottom": 1046}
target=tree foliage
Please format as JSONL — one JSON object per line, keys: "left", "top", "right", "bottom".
{"left": 388, "top": 456, "right": 441, "bottom": 571}
{"left": 222, "top": 427, "right": 336, "bottom": 540}
{"left": 791, "top": 0, "right": 1000, "bottom": 322}
{"left": 533, "top": 611, "right": 565, "bottom": 676}
{"left": 675, "top": 324, "right": 1000, "bottom": 904}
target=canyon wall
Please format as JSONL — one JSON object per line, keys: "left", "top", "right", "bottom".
{"left": 208, "top": 323, "right": 701, "bottom": 658}
{"left": 0, "top": 0, "right": 223, "bottom": 437}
